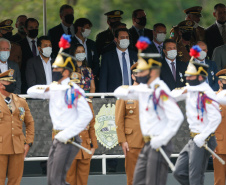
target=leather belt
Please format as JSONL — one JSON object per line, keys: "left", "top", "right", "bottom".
{"left": 143, "top": 136, "right": 151, "bottom": 143}
{"left": 190, "top": 132, "right": 215, "bottom": 141}
{"left": 52, "top": 129, "right": 75, "bottom": 142}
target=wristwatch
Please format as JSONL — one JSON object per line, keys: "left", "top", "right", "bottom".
{"left": 25, "top": 142, "right": 33, "bottom": 147}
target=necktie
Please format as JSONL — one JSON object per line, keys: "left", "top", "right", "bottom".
{"left": 68, "top": 27, "right": 71, "bottom": 35}
{"left": 222, "top": 24, "right": 226, "bottom": 43}
{"left": 31, "top": 40, "right": 37, "bottom": 57}
{"left": 138, "top": 29, "right": 143, "bottom": 36}
{"left": 158, "top": 45, "right": 163, "bottom": 54}
{"left": 171, "top": 62, "right": 176, "bottom": 81}
{"left": 122, "top": 52, "right": 129, "bottom": 85}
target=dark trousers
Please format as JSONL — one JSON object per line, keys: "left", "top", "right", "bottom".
{"left": 47, "top": 139, "right": 80, "bottom": 185}
{"left": 173, "top": 136, "right": 217, "bottom": 185}
{"left": 133, "top": 141, "right": 173, "bottom": 185}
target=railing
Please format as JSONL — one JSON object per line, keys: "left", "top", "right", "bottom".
{"left": 25, "top": 154, "right": 179, "bottom": 175}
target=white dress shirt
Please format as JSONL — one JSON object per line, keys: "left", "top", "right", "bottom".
{"left": 26, "top": 36, "right": 39, "bottom": 56}
{"left": 40, "top": 55, "right": 52, "bottom": 85}
{"left": 165, "top": 57, "right": 176, "bottom": 73}
{"left": 114, "top": 77, "right": 184, "bottom": 146}
{"left": 75, "top": 35, "right": 88, "bottom": 59}
{"left": 61, "top": 23, "right": 75, "bottom": 36}
{"left": 116, "top": 48, "right": 132, "bottom": 85}
{"left": 0, "top": 61, "right": 8, "bottom": 73}
{"left": 27, "top": 77, "right": 93, "bottom": 140}
{"left": 216, "top": 21, "right": 226, "bottom": 35}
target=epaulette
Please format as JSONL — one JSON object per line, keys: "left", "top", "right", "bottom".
{"left": 36, "top": 87, "right": 46, "bottom": 90}
{"left": 174, "top": 87, "right": 185, "bottom": 90}
{"left": 51, "top": 81, "right": 59, "bottom": 85}
{"left": 17, "top": 94, "right": 26, "bottom": 100}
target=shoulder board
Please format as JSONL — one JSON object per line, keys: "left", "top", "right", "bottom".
{"left": 17, "top": 94, "right": 26, "bottom": 100}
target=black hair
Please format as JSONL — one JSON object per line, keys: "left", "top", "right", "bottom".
{"left": 59, "top": 4, "right": 74, "bottom": 15}
{"left": 74, "top": 18, "right": 92, "bottom": 33}
{"left": 163, "top": 39, "right": 177, "bottom": 49}
{"left": 114, "top": 28, "right": 129, "bottom": 38}
{"left": 132, "top": 9, "right": 144, "bottom": 18}
{"left": 214, "top": 3, "right": 225, "bottom": 11}
{"left": 16, "top": 15, "right": 27, "bottom": 23}
{"left": 153, "top": 23, "right": 166, "bottom": 31}
{"left": 37, "top": 36, "right": 51, "bottom": 47}
{"left": 25, "top": 18, "right": 39, "bottom": 29}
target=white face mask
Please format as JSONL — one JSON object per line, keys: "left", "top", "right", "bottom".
{"left": 119, "top": 39, "right": 130, "bottom": 49}
{"left": 75, "top": 53, "right": 86, "bottom": 61}
{"left": 197, "top": 50, "right": 206, "bottom": 61}
{"left": 166, "top": 50, "right": 177, "bottom": 60}
{"left": 156, "top": 33, "right": 166, "bottom": 43}
{"left": 41, "top": 47, "right": 52, "bottom": 58}
{"left": 0, "top": 51, "right": 10, "bottom": 62}
{"left": 81, "top": 29, "right": 91, "bottom": 38}
{"left": 193, "top": 21, "right": 199, "bottom": 29}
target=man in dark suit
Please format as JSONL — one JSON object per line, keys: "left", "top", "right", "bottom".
{"left": 205, "top": 3, "right": 226, "bottom": 59}
{"left": 129, "top": 9, "right": 153, "bottom": 51}
{"left": 48, "top": 4, "right": 75, "bottom": 58}
{"left": 96, "top": 10, "right": 123, "bottom": 57}
{"left": 161, "top": 39, "right": 187, "bottom": 90}
{"left": 68, "top": 18, "right": 99, "bottom": 77}
{"left": 99, "top": 28, "right": 137, "bottom": 92}
{"left": 195, "top": 41, "right": 219, "bottom": 91}
{"left": 26, "top": 36, "right": 53, "bottom": 88}
{"left": 20, "top": 18, "right": 39, "bottom": 94}
{"left": 0, "top": 38, "right": 21, "bottom": 94}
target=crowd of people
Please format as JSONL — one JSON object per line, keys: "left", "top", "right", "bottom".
{"left": 0, "top": 2, "right": 226, "bottom": 185}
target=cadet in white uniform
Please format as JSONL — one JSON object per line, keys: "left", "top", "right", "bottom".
{"left": 172, "top": 61, "right": 222, "bottom": 185}
{"left": 114, "top": 57, "right": 184, "bottom": 185}
{"left": 27, "top": 54, "right": 93, "bottom": 185}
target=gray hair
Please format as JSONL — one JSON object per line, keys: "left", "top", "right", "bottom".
{"left": 0, "top": 38, "right": 11, "bottom": 50}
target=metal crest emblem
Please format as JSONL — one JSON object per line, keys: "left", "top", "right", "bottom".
{"left": 95, "top": 103, "right": 118, "bottom": 149}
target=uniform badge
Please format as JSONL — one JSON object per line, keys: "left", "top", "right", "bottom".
{"left": 179, "top": 72, "right": 184, "bottom": 82}
{"left": 94, "top": 103, "right": 118, "bottom": 149}
{"left": 19, "top": 107, "right": 25, "bottom": 121}
{"left": 5, "top": 20, "right": 11, "bottom": 26}
{"left": 178, "top": 51, "right": 183, "bottom": 57}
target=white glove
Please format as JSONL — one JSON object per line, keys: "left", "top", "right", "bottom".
{"left": 55, "top": 132, "right": 68, "bottom": 144}
{"left": 150, "top": 137, "right": 163, "bottom": 150}
{"left": 193, "top": 134, "right": 205, "bottom": 148}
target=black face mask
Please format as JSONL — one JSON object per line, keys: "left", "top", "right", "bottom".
{"left": 4, "top": 84, "right": 15, "bottom": 93}
{"left": 18, "top": 25, "right": 26, "bottom": 34}
{"left": 136, "top": 73, "right": 150, "bottom": 84}
{"left": 28, "top": 29, "right": 38, "bottom": 38}
{"left": 2, "top": 32, "right": 12, "bottom": 39}
{"left": 109, "top": 21, "right": 119, "bottom": 28}
{"left": 64, "top": 14, "right": 74, "bottom": 24}
{"left": 136, "top": 17, "right": 147, "bottom": 26}
{"left": 181, "top": 32, "right": 192, "bottom": 41}
{"left": 222, "top": 83, "right": 226, "bottom": 89}
{"left": 217, "top": 20, "right": 226, "bottom": 25}
{"left": 52, "top": 71, "right": 63, "bottom": 82}
{"left": 186, "top": 76, "right": 200, "bottom": 86}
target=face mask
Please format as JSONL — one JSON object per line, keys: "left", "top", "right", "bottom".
{"left": 186, "top": 76, "right": 200, "bottom": 86}
{"left": 4, "top": 84, "right": 15, "bottom": 93}
{"left": 28, "top": 29, "right": 38, "bottom": 38}
{"left": 136, "top": 73, "right": 150, "bottom": 84}
{"left": 75, "top": 53, "right": 86, "bottom": 61}
{"left": 82, "top": 29, "right": 91, "bottom": 38}
{"left": 0, "top": 51, "right": 10, "bottom": 62}
{"left": 109, "top": 21, "right": 120, "bottom": 28}
{"left": 52, "top": 71, "right": 63, "bottom": 82}
{"left": 41, "top": 47, "right": 52, "bottom": 58}
{"left": 136, "top": 17, "right": 147, "bottom": 26}
{"left": 193, "top": 21, "right": 199, "bottom": 29}
{"left": 64, "top": 14, "right": 74, "bottom": 24}
{"left": 181, "top": 32, "right": 192, "bottom": 41}
{"left": 156, "top": 33, "right": 166, "bottom": 43}
{"left": 119, "top": 39, "right": 130, "bottom": 49}
{"left": 166, "top": 50, "right": 177, "bottom": 60}
{"left": 18, "top": 25, "right": 26, "bottom": 34}
{"left": 2, "top": 32, "right": 12, "bottom": 39}
{"left": 197, "top": 51, "right": 207, "bottom": 60}
{"left": 223, "top": 83, "right": 226, "bottom": 89}
{"left": 217, "top": 20, "right": 226, "bottom": 25}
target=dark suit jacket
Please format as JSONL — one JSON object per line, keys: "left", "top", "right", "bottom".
{"left": 66, "top": 36, "right": 100, "bottom": 77}
{"left": 160, "top": 58, "right": 187, "bottom": 90}
{"left": 129, "top": 26, "right": 153, "bottom": 51}
{"left": 20, "top": 37, "right": 35, "bottom": 94}
{"left": 205, "top": 59, "right": 219, "bottom": 91}
{"left": 144, "top": 42, "right": 165, "bottom": 60}
{"left": 205, "top": 23, "right": 224, "bottom": 59}
{"left": 7, "top": 60, "right": 21, "bottom": 94}
{"left": 47, "top": 23, "right": 65, "bottom": 58}
{"left": 26, "top": 56, "right": 54, "bottom": 88}
{"left": 99, "top": 48, "right": 138, "bottom": 92}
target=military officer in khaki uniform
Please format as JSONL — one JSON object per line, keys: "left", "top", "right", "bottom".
{"left": 0, "top": 69, "right": 34, "bottom": 185}
{"left": 214, "top": 69, "right": 226, "bottom": 185}
{"left": 0, "top": 19, "right": 22, "bottom": 68}
{"left": 115, "top": 62, "right": 144, "bottom": 185}
{"left": 176, "top": 20, "right": 195, "bottom": 63}
{"left": 170, "top": 6, "right": 205, "bottom": 43}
